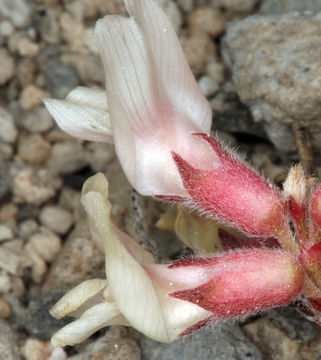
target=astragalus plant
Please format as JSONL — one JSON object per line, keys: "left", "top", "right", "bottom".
{"left": 44, "top": 0, "right": 321, "bottom": 348}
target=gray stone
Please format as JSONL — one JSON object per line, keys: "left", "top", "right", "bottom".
{"left": 0, "top": 49, "right": 15, "bottom": 85}
{"left": 0, "top": 107, "right": 17, "bottom": 143}
{"left": 45, "top": 59, "right": 79, "bottom": 99}
{"left": 0, "top": 156, "right": 10, "bottom": 201}
{"left": 20, "top": 106, "right": 54, "bottom": 133}
{"left": 260, "top": 0, "right": 321, "bottom": 14}
{"left": 140, "top": 324, "right": 262, "bottom": 360}
{"left": 0, "top": 319, "right": 20, "bottom": 360}
{"left": 0, "top": 0, "right": 32, "bottom": 28}
{"left": 223, "top": 13, "right": 321, "bottom": 127}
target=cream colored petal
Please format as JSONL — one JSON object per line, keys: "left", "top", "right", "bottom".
{"left": 51, "top": 302, "right": 127, "bottom": 347}
{"left": 124, "top": 0, "right": 212, "bottom": 132}
{"left": 50, "top": 279, "right": 107, "bottom": 320}
{"left": 66, "top": 86, "right": 108, "bottom": 111}
{"left": 81, "top": 174, "right": 170, "bottom": 342}
{"left": 43, "top": 98, "right": 113, "bottom": 143}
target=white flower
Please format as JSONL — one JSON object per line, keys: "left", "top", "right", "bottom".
{"left": 44, "top": 0, "right": 217, "bottom": 197}
{"left": 50, "top": 173, "right": 211, "bottom": 347}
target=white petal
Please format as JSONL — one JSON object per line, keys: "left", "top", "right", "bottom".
{"left": 43, "top": 98, "right": 113, "bottom": 143}
{"left": 81, "top": 176, "right": 170, "bottom": 342}
{"left": 51, "top": 302, "right": 127, "bottom": 347}
{"left": 124, "top": 0, "right": 212, "bottom": 132}
{"left": 50, "top": 279, "right": 108, "bottom": 319}
{"left": 66, "top": 86, "right": 108, "bottom": 111}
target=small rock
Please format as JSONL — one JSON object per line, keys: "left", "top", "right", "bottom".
{"left": 18, "top": 134, "right": 51, "bottom": 165}
{"left": 25, "top": 242, "right": 47, "bottom": 283}
{"left": 0, "top": 299, "right": 11, "bottom": 319}
{"left": 21, "top": 338, "right": 67, "bottom": 360}
{"left": 61, "top": 53, "right": 104, "bottom": 84}
{"left": 140, "top": 324, "right": 262, "bottom": 360}
{"left": 11, "top": 166, "right": 62, "bottom": 206}
{"left": 45, "top": 59, "right": 79, "bottom": 99}
{"left": 188, "top": 7, "right": 226, "bottom": 37}
{"left": 0, "top": 225, "right": 13, "bottom": 242}
{"left": 211, "top": 0, "right": 258, "bottom": 17}
{"left": 0, "top": 271, "right": 11, "bottom": 294}
{"left": 222, "top": 12, "right": 321, "bottom": 128}
{"left": 0, "top": 319, "right": 21, "bottom": 360}
{"left": 20, "top": 85, "right": 50, "bottom": 110}
{"left": 29, "top": 230, "right": 62, "bottom": 263}
{"left": 17, "top": 58, "right": 37, "bottom": 87}
{"left": 16, "top": 36, "right": 40, "bottom": 58}
{"left": 182, "top": 31, "right": 216, "bottom": 76}
{"left": 198, "top": 75, "right": 219, "bottom": 97}
{"left": 20, "top": 106, "right": 54, "bottom": 133}
{"left": 85, "top": 142, "right": 115, "bottom": 172}
{"left": 24, "top": 288, "right": 73, "bottom": 339}
{"left": 47, "top": 141, "right": 88, "bottom": 173}
{"left": 0, "top": 157, "right": 11, "bottom": 201}
{"left": 259, "top": 0, "right": 321, "bottom": 14}
{"left": 0, "top": 142, "right": 13, "bottom": 160}
{"left": 0, "top": 107, "right": 17, "bottom": 143}
{"left": 39, "top": 206, "right": 73, "bottom": 236}
{"left": 0, "top": 0, "right": 32, "bottom": 28}
{"left": 18, "top": 219, "right": 39, "bottom": 240}
{"left": 0, "top": 204, "right": 18, "bottom": 227}
{"left": 0, "top": 20, "right": 14, "bottom": 38}
{"left": 0, "top": 245, "right": 32, "bottom": 276}
{"left": 39, "top": 8, "right": 61, "bottom": 45}
{"left": 206, "top": 60, "right": 226, "bottom": 85}
{"left": 43, "top": 224, "right": 105, "bottom": 290}
{"left": 59, "top": 12, "right": 86, "bottom": 51}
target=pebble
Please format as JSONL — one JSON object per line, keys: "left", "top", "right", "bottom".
{"left": 29, "top": 230, "right": 61, "bottom": 263}
{"left": 222, "top": 12, "right": 321, "bottom": 127}
{"left": 206, "top": 60, "right": 226, "bottom": 85}
{"left": 47, "top": 141, "right": 88, "bottom": 174}
{"left": 21, "top": 338, "right": 67, "bottom": 360}
{"left": 0, "top": 107, "right": 17, "bottom": 144}
{"left": 11, "top": 166, "right": 62, "bottom": 206}
{"left": 182, "top": 31, "right": 216, "bottom": 76}
{"left": 188, "top": 7, "right": 226, "bottom": 38}
{"left": 39, "top": 205, "right": 73, "bottom": 236}
{"left": 39, "top": 8, "right": 61, "bottom": 45}
{"left": 0, "top": 299, "right": 11, "bottom": 319}
{"left": 0, "top": 20, "right": 14, "bottom": 38}
{"left": 45, "top": 59, "right": 79, "bottom": 99}
{"left": 259, "top": 0, "right": 321, "bottom": 14}
{"left": 0, "top": 271, "right": 12, "bottom": 294}
{"left": 0, "top": 204, "right": 18, "bottom": 227}
{"left": 17, "top": 134, "right": 51, "bottom": 165}
{"left": 20, "top": 106, "right": 54, "bottom": 133}
{"left": 16, "top": 36, "right": 40, "bottom": 58}
{"left": 59, "top": 12, "right": 86, "bottom": 51}
{"left": 0, "top": 225, "right": 14, "bottom": 242}
{"left": 20, "top": 85, "right": 50, "bottom": 111}
{"left": 0, "top": 319, "right": 20, "bottom": 360}
{"left": 198, "top": 75, "right": 219, "bottom": 97}
{"left": 211, "top": 0, "right": 258, "bottom": 17}
{"left": 0, "top": 49, "right": 15, "bottom": 85}
{"left": 17, "top": 58, "right": 37, "bottom": 87}
{"left": 18, "top": 219, "right": 39, "bottom": 240}
{"left": 140, "top": 324, "right": 262, "bottom": 360}
{"left": 0, "top": 0, "right": 32, "bottom": 28}
{"left": 0, "top": 157, "right": 11, "bottom": 201}
{"left": 85, "top": 142, "right": 115, "bottom": 172}
{"left": 43, "top": 224, "right": 105, "bottom": 290}
{"left": 25, "top": 242, "right": 47, "bottom": 283}
{"left": 0, "top": 245, "right": 32, "bottom": 276}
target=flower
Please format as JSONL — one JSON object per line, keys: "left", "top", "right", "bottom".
{"left": 44, "top": 0, "right": 217, "bottom": 197}
{"left": 50, "top": 173, "right": 304, "bottom": 347}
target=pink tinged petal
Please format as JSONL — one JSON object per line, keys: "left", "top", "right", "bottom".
{"left": 95, "top": 16, "right": 216, "bottom": 196}
{"left": 51, "top": 302, "right": 128, "bottom": 347}
{"left": 43, "top": 97, "right": 113, "bottom": 143}
{"left": 170, "top": 250, "right": 304, "bottom": 321}
{"left": 173, "top": 133, "right": 288, "bottom": 238}
{"left": 123, "top": 0, "right": 212, "bottom": 132}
